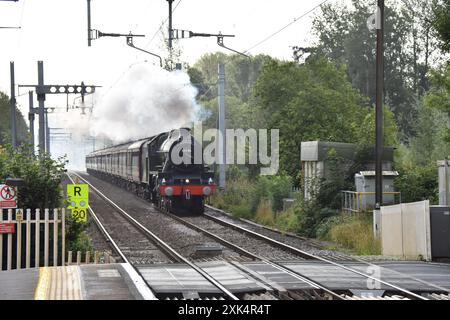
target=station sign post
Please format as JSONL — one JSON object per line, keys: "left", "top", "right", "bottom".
{"left": 67, "top": 184, "right": 89, "bottom": 222}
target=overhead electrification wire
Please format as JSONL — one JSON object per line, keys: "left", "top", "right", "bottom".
{"left": 144, "top": 0, "right": 183, "bottom": 49}
{"left": 17, "top": 0, "right": 26, "bottom": 47}
{"left": 244, "top": 0, "right": 330, "bottom": 54}
{"left": 97, "top": 60, "right": 151, "bottom": 101}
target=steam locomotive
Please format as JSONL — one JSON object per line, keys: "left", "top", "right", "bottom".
{"left": 85, "top": 128, "right": 216, "bottom": 214}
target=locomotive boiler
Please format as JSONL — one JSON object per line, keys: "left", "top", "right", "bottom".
{"left": 85, "top": 128, "right": 216, "bottom": 214}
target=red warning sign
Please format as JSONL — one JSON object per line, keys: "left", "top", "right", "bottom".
{"left": 0, "top": 223, "right": 15, "bottom": 234}
{"left": 0, "top": 185, "right": 17, "bottom": 209}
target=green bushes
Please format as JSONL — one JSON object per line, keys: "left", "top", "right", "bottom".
{"left": 0, "top": 144, "right": 67, "bottom": 209}
{"left": 395, "top": 163, "right": 439, "bottom": 204}
{"left": 326, "top": 214, "right": 381, "bottom": 255}
{"left": 211, "top": 174, "right": 293, "bottom": 223}
{"left": 65, "top": 215, "right": 93, "bottom": 253}
{"left": 253, "top": 201, "right": 300, "bottom": 233}
{"left": 0, "top": 144, "right": 91, "bottom": 254}
{"left": 273, "top": 208, "right": 300, "bottom": 233}
{"left": 210, "top": 177, "right": 254, "bottom": 219}
{"left": 251, "top": 175, "right": 292, "bottom": 212}
{"left": 295, "top": 200, "right": 340, "bottom": 238}
{"left": 254, "top": 200, "right": 275, "bottom": 226}
{"left": 293, "top": 149, "right": 350, "bottom": 237}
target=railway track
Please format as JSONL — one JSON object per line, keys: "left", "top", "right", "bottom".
{"left": 204, "top": 205, "right": 348, "bottom": 259}
{"left": 71, "top": 171, "right": 439, "bottom": 300}
{"left": 204, "top": 205, "right": 450, "bottom": 297}
{"left": 66, "top": 174, "right": 172, "bottom": 266}
{"left": 167, "top": 210, "right": 431, "bottom": 300}
{"left": 67, "top": 172, "right": 237, "bottom": 300}
{"left": 71, "top": 172, "right": 343, "bottom": 300}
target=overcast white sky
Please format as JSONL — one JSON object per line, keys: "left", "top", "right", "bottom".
{"left": 0, "top": 0, "right": 342, "bottom": 121}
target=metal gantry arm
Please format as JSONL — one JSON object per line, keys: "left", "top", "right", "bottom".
{"left": 126, "top": 36, "right": 163, "bottom": 67}
{"left": 172, "top": 29, "right": 250, "bottom": 58}
{"left": 217, "top": 34, "right": 250, "bottom": 58}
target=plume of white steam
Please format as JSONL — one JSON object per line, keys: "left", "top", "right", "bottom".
{"left": 50, "top": 111, "right": 93, "bottom": 171}
{"left": 90, "top": 63, "right": 198, "bottom": 143}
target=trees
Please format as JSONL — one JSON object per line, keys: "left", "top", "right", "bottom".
{"left": 356, "top": 105, "right": 398, "bottom": 147}
{"left": 431, "top": 0, "right": 450, "bottom": 53}
{"left": 254, "top": 55, "right": 373, "bottom": 178}
{"left": 424, "top": 63, "right": 450, "bottom": 135}
{"left": 189, "top": 53, "right": 272, "bottom": 103}
{"left": 0, "top": 92, "right": 29, "bottom": 146}
{"left": 189, "top": 52, "right": 275, "bottom": 178}
{"left": 311, "top": 0, "right": 443, "bottom": 139}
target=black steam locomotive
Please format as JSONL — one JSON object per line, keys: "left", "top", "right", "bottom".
{"left": 85, "top": 128, "right": 216, "bottom": 214}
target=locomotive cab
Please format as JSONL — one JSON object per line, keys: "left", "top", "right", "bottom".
{"left": 153, "top": 128, "right": 216, "bottom": 214}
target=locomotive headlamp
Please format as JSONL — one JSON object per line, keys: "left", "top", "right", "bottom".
{"left": 208, "top": 178, "right": 213, "bottom": 185}
{"left": 161, "top": 178, "right": 166, "bottom": 185}
{"left": 165, "top": 187, "right": 174, "bottom": 196}
{"left": 185, "top": 179, "right": 190, "bottom": 184}
{"left": 203, "top": 186, "right": 212, "bottom": 196}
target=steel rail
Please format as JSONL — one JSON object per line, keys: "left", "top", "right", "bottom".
{"left": 165, "top": 212, "right": 345, "bottom": 300}
{"left": 202, "top": 207, "right": 428, "bottom": 300}
{"left": 71, "top": 172, "right": 239, "bottom": 300}
{"left": 66, "top": 173, "right": 157, "bottom": 300}
{"left": 206, "top": 205, "right": 450, "bottom": 294}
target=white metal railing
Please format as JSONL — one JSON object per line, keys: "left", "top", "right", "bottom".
{"left": 341, "top": 191, "right": 401, "bottom": 213}
{"left": 292, "top": 187, "right": 301, "bottom": 193}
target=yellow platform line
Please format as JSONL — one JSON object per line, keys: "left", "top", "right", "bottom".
{"left": 34, "top": 267, "right": 51, "bottom": 300}
{"left": 34, "top": 266, "right": 83, "bottom": 300}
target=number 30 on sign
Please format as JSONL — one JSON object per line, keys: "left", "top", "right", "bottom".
{"left": 71, "top": 208, "right": 87, "bottom": 223}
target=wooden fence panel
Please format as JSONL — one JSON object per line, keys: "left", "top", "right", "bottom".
{"left": 26, "top": 209, "right": 31, "bottom": 269}
{"left": 2, "top": 208, "right": 113, "bottom": 271}
{"left": 7, "top": 209, "right": 12, "bottom": 270}
{"left": 1, "top": 208, "right": 65, "bottom": 271}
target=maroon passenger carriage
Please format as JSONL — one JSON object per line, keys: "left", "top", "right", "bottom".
{"left": 85, "top": 128, "right": 216, "bottom": 214}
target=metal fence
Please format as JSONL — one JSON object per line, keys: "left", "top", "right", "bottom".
{"left": 341, "top": 191, "right": 401, "bottom": 213}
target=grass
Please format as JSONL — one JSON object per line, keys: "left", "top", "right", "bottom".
{"left": 254, "top": 200, "right": 275, "bottom": 227}
{"left": 327, "top": 214, "right": 381, "bottom": 255}
{"left": 210, "top": 176, "right": 380, "bottom": 256}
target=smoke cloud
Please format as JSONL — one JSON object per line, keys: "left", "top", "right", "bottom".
{"left": 50, "top": 111, "right": 93, "bottom": 171}
{"left": 90, "top": 63, "right": 198, "bottom": 143}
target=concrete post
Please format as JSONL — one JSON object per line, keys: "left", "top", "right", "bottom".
{"left": 375, "top": 0, "right": 385, "bottom": 209}
{"left": 218, "top": 63, "right": 226, "bottom": 189}
{"left": 438, "top": 160, "right": 450, "bottom": 206}
{"left": 28, "top": 91, "right": 35, "bottom": 152}
{"left": 45, "top": 111, "right": 50, "bottom": 154}
{"left": 87, "top": 0, "right": 92, "bottom": 46}
{"left": 10, "top": 62, "right": 17, "bottom": 149}
{"left": 37, "top": 61, "right": 46, "bottom": 156}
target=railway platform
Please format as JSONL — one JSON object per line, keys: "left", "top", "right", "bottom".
{"left": 0, "top": 263, "right": 153, "bottom": 300}
{"left": 0, "top": 261, "right": 274, "bottom": 300}
{"left": 1, "top": 260, "right": 450, "bottom": 300}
